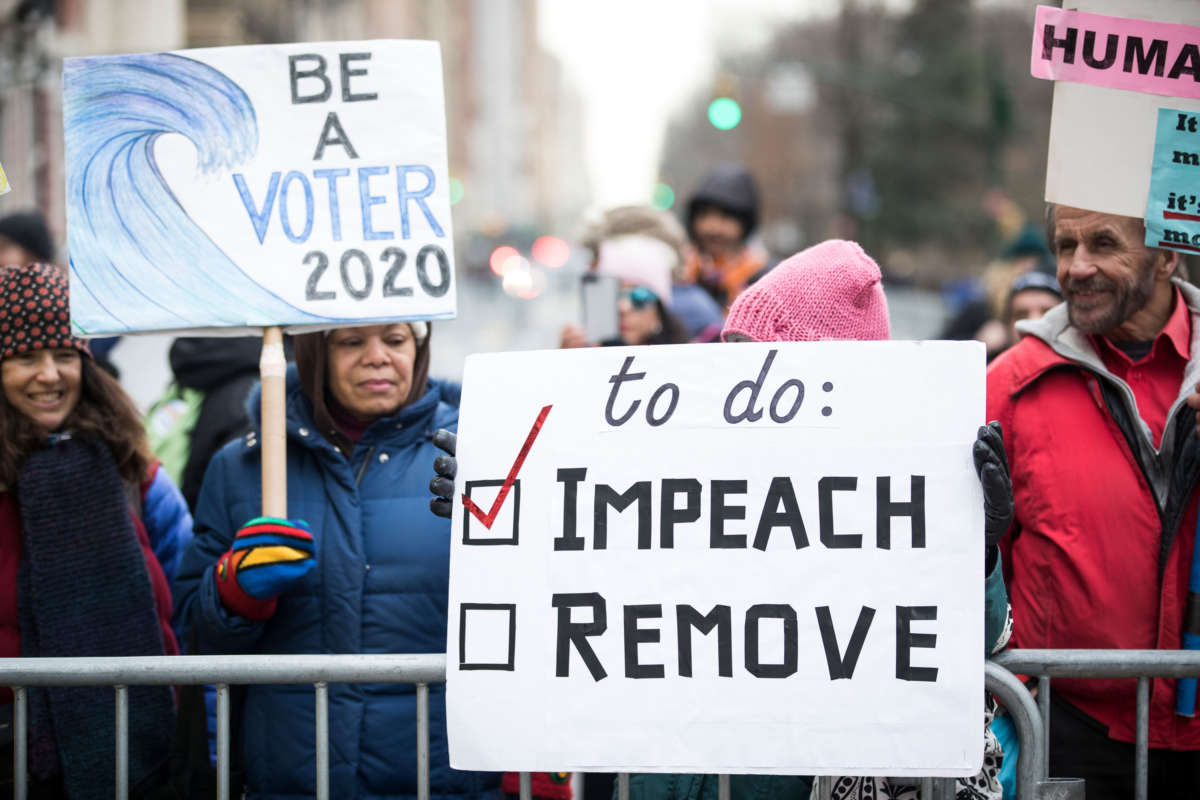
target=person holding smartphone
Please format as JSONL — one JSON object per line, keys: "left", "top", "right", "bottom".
{"left": 560, "top": 206, "right": 691, "bottom": 349}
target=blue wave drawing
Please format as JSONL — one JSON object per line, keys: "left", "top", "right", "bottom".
{"left": 64, "top": 52, "right": 330, "bottom": 332}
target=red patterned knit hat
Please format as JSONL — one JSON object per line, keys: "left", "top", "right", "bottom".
{"left": 0, "top": 263, "right": 90, "bottom": 361}
{"left": 721, "top": 239, "right": 890, "bottom": 342}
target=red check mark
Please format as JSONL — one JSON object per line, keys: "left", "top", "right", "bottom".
{"left": 462, "top": 404, "right": 553, "bottom": 529}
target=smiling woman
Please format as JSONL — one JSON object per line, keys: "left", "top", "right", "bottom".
{"left": 0, "top": 264, "right": 158, "bottom": 485}
{"left": 1, "top": 348, "right": 82, "bottom": 431}
{"left": 0, "top": 263, "right": 193, "bottom": 796}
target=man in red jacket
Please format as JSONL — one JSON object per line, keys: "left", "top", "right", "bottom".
{"left": 987, "top": 204, "right": 1200, "bottom": 797}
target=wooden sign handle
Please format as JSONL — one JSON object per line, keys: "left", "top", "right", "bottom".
{"left": 260, "top": 326, "right": 288, "bottom": 518}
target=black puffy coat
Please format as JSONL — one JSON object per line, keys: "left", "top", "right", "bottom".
{"left": 169, "top": 337, "right": 263, "bottom": 511}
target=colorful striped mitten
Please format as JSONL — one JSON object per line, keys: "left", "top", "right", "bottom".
{"left": 215, "top": 517, "right": 316, "bottom": 620}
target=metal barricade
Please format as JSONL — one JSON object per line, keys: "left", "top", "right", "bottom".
{"left": 994, "top": 649, "right": 1200, "bottom": 800}
{"left": 1, "top": 654, "right": 1043, "bottom": 800}
{"left": 0, "top": 654, "right": 454, "bottom": 800}
{"left": 987, "top": 660, "right": 1045, "bottom": 800}
{"left": 14, "top": 650, "right": 1199, "bottom": 800}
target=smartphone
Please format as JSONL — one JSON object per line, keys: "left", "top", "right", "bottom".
{"left": 581, "top": 273, "right": 620, "bottom": 344}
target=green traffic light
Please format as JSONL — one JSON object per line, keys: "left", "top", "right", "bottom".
{"left": 707, "top": 97, "right": 742, "bottom": 130}
{"left": 651, "top": 182, "right": 675, "bottom": 210}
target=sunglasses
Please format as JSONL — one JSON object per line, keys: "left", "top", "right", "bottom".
{"left": 618, "top": 286, "right": 659, "bottom": 310}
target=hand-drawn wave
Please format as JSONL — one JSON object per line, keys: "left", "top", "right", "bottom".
{"left": 64, "top": 53, "right": 330, "bottom": 332}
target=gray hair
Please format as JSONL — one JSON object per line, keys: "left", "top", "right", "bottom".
{"left": 1043, "top": 202, "right": 1188, "bottom": 278}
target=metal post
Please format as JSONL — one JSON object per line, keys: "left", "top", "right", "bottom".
{"left": 417, "top": 683, "right": 430, "bottom": 800}
{"left": 920, "top": 777, "right": 933, "bottom": 796}
{"left": 618, "top": 772, "right": 629, "bottom": 800}
{"left": 216, "top": 684, "right": 230, "bottom": 800}
{"left": 718, "top": 774, "right": 730, "bottom": 800}
{"left": 14, "top": 686, "right": 27, "bottom": 800}
{"left": 519, "top": 772, "right": 532, "bottom": 800}
{"left": 985, "top": 662, "right": 1044, "bottom": 800}
{"left": 1038, "top": 676, "right": 1051, "bottom": 780}
{"left": 932, "top": 777, "right": 956, "bottom": 799}
{"left": 1036, "top": 777, "right": 1086, "bottom": 798}
{"left": 115, "top": 684, "right": 128, "bottom": 799}
{"left": 1135, "top": 677, "right": 1149, "bottom": 800}
{"left": 315, "top": 682, "right": 329, "bottom": 800}
{"left": 815, "top": 775, "right": 833, "bottom": 800}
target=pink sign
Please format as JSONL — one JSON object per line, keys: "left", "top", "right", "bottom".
{"left": 1031, "top": 5, "right": 1200, "bottom": 100}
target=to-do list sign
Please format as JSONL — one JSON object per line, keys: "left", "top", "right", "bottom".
{"left": 63, "top": 40, "right": 454, "bottom": 335}
{"left": 447, "top": 341, "right": 985, "bottom": 776}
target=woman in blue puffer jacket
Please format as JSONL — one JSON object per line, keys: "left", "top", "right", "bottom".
{"left": 173, "top": 322, "right": 501, "bottom": 800}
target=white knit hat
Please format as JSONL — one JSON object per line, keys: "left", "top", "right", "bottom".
{"left": 594, "top": 235, "right": 676, "bottom": 307}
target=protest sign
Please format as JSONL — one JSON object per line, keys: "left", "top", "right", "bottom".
{"left": 1036, "top": 1, "right": 1200, "bottom": 218}
{"left": 447, "top": 341, "right": 985, "bottom": 776}
{"left": 1031, "top": 6, "right": 1200, "bottom": 100}
{"left": 1145, "top": 108, "right": 1200, "bottom": 254}
{"left": 63, "top": 40, "right": 455, "bottom": 335}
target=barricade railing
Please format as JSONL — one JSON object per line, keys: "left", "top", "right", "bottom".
{"left": 0, "top": 654, "right": 444, "bottom": 800}
{"left": 993, "top": 649, "right": 1200, "bottom": 800}
{"left": 10, "top": 651, "right": 1184, "bottom": 800}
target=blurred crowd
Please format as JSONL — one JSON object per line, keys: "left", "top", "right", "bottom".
{"left": 1, "top": 153, "right": 1198, "bottom": 800}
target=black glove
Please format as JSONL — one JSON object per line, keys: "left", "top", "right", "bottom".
{"left": 429, "top": 429, "right": 457, "bottom": 519}
{"left": 973, "top": 421, "right": 1014, "bottom": 560}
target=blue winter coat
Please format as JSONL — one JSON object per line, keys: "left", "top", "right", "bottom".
{"left": 173, "top": 367, "right": 501, "bottom": 800}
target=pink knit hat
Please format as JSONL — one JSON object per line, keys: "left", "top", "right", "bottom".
{"left": 721, "top": 239, "right": 889, "bottom": 342}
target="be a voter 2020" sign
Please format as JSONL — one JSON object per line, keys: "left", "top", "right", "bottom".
{"left": 64, "top": 40, "right": 454, "bottom": 335}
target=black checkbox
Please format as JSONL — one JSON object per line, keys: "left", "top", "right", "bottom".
{"left": 458, "top": 603, "right": 517, "bottom": 671}
{"left": 461, "top": 478, "right": 520, "bottom": 545}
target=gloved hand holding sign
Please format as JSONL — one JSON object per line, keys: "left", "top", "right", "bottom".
{"left": 429, "top": 429, "right": 457, "bottom": 519}
{"left": 972, "top": 421, "right": 1013, "bottom": 572}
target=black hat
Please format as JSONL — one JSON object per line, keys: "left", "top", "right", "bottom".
{"left": 1009, "top": 270, "right": 1062, "bottom": 301}
{"left": 0, "top": 211, "right": 55, "bottom": 264}
{"left": 686, "top": 164, "right": 760, "bottom": 241}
